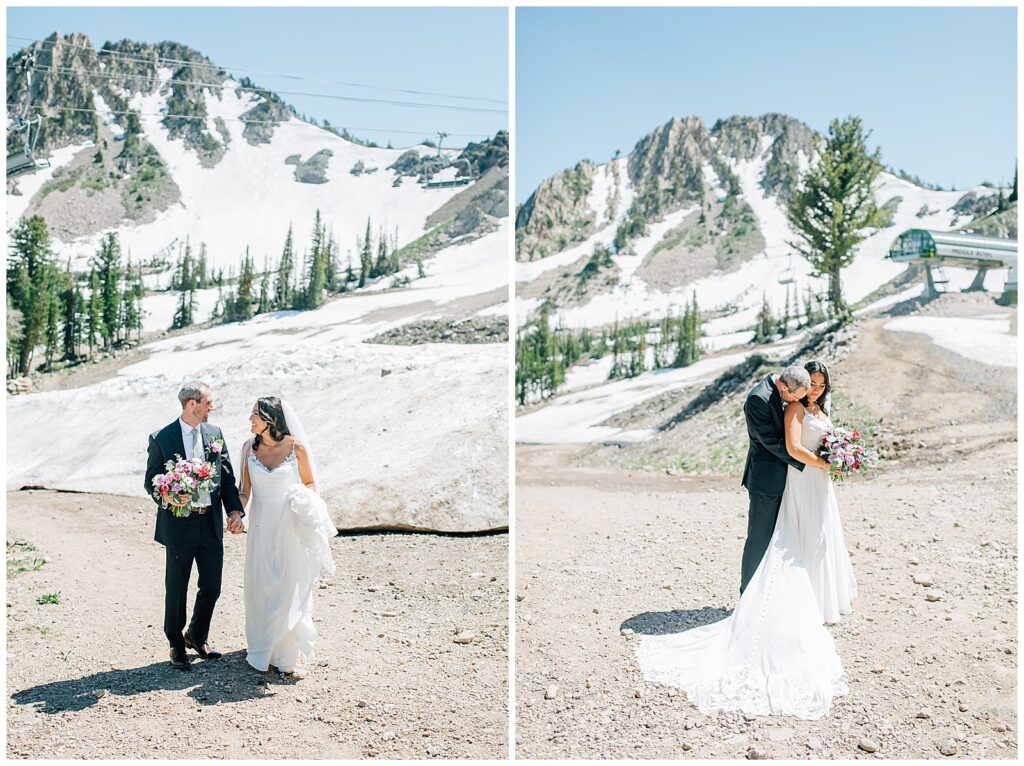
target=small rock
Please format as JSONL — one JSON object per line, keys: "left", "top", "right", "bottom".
{"left": 633, "top": 688, "right": 643, "bottom": 698}
{"left": 807, "top": 736, "right": 822, "bottom": 751}
{"left": 92, "top": 689, "right": 107, "bottom": 699}
{"left": 544, "top": 685, "right": 558, "bottom": 700}
{"left": 747, "top": 745, "right": 768, "bottom": 759}
{"left": 380, "top": 369, "right": 392, "bottom": 377}
{"left": 958, "top": 703, "right": 969, "bottom": 712}
{"left": 681, "top": 742, "right": 692, "bottom": 751}
{"left": 356, "top": 700, "right": 367, "bottom": 708}
{"left": 912, "top": 573, "right": 935, "bottom": 587}
{"left": 382, "top": 731, "right": 395, "bottom": 742}
{"left": 916, "top": 708, "right": 932, "bottom": 719}
{"left": 925, "top": 591, "right": 944, "bottom": 602}
{"left": 453, "top": 631, "right": 475, "bottom": 644}
{"left": 858, "top": 737, "right": 879, "bottom": 753}
{"left": 939, "top": 740, "right": 957, "bottom": 756}
{"left": 871, "top": 665, "right": 885, "bottom": 674}
{"left": 620, "top": 628, "right": 634, "bottom": 637}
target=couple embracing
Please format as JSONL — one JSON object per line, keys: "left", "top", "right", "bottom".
{"left": 637, "top": 360, "right": 858, "bottom": 720}
{"left": 144, "top": 382, "right": 336, "bottom": 675}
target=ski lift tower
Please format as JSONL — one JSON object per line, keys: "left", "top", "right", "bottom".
{"left": 7, "top": 54, "right": 51, "bottom": 179}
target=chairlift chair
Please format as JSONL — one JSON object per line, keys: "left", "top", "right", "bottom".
{"left": 6, "top": 54, "right": 50, "bottom": 180}
{"left": 778, "top": 254, "right": 796, "bottom": 285}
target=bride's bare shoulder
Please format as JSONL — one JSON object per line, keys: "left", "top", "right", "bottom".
{"left": 285, "top": 436, "right": 307, "bottom": 454}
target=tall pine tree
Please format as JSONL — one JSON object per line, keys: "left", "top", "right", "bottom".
{"left": 786, "top": 116, "right": 882, "bottom": 320}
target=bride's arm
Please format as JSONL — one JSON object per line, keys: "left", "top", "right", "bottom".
{"left": 294, "top": 441, "right": 316, "bottom": 492}
{"left": 784, "top": 402, "right": 829, "bottom": 470}
{"left": 238, "top": 440, "right": 253, "bottom": 509}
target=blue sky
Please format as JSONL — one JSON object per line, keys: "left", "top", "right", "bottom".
{"left": 517, "top": 7, "right": 1017, "bottom": 201}
{"left": 7, "top": 6, "right": 508, "bottom": 148}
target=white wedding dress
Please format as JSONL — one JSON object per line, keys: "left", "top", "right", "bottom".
{"left": 635, "top": 408, "right": 857, "bottom": 720}
{"left": 243, "top": 442, "right": 337, "bottom": 673}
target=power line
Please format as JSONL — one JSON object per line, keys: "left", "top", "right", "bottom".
{"left": 6, "top": 33, "right": 508, "bottom": 106}
{"left": 16, "top": 63, "right": 507, "bottom": 115}
{"left": 9, "top": 103, "right": 490, "bottom": 141}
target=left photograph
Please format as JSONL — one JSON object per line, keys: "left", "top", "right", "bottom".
{"left": 6, "top": 6, "right": 509, "bottom": 760}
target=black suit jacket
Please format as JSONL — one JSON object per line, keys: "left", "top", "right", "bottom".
{"left": 741, "top": 374, "right": 805, "bottom": 496}
{"left": 145, "top": 419, "right": 244, "bottom": 547}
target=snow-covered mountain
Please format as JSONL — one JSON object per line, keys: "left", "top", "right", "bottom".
{"left": 515, "top": 114, "right": 1011, "bottom": 341}
{"left": 7, "top": 32, "right": 509, "bottom": 288}
{"left": 6, "top": 32, "right": 510, "bottom": 532}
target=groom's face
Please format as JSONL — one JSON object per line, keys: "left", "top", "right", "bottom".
{"left": 779, "top": 383, "right": 807, "bottom": 403}
{"left": 193, "top": 392, "right": 214, "bottom": 422}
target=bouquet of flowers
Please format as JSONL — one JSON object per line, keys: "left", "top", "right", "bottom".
{"left": 151, "top": 455, "right": 218, "bottom": 517}
{"left": 817, "top": 426, "right": 873, "bottom": 482}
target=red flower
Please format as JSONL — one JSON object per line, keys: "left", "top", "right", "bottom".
{"left": 852, "top": 430, "right": 860, "bottom": 440}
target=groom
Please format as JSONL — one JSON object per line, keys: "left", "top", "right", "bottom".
{"left": 144, "top": 381, "right": 244, "bottom": 670}
{"left": 739, "top": 365, "right": 811, "bottom": 594}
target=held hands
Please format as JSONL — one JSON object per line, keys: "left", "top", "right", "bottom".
{"left": 227, "top": 511, "right": 244, "bottom": 534}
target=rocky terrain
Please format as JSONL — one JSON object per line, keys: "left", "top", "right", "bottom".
{"left": 515, "top": 292, "right": 1017, "bottom": 759}
{"left": 7, "top": 491, "right": 509, "bottom": 759}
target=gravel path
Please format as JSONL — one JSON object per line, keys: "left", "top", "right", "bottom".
{"left": 514, "top": 447, "right": 1016, "bottom": 759}
{"left": 7, "top": 491, "right": 508, "bottom": 759}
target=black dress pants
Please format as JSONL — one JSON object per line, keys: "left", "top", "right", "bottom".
{"left": 739, "top": 491, "right": 783, "bottom": 595}
{"left": 163, "top": 511, "right": 223, "bottom": 649}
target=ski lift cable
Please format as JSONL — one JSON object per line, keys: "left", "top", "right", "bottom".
{"left": 6, "top": 34, "right": 508, "bottom": 105}
{"left": 14, "top": 63, "right": 507, "bottom": 115}
{"left": 8, "top": 103, "right": 489, "bottom": 140}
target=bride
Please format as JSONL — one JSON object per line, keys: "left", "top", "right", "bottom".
{"left": 636, "top": 360, "right": 857, "bottom": 720}
{"left": 238, "top": 396, "right": 337, "bottom": 675}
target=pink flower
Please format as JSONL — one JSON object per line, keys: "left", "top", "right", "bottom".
{"left": 210, "top": 441, "right": 223, "bottom": 454}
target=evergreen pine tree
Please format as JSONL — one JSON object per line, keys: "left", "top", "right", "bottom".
{"left": 86, "top": 269, "right": 104, "bottom": 354}
{"left": 1009, "top": 163, "right": 1018, "bottom": 204}
{"left": 234, "top": 248, "right": 256, "bottom": 321}
{"left": 358, "top": 218, "right": 373, "bottom": 288}
{"left": 324, "top": 235, "right": 339, "bottom": 292}
{"left": 786, "top": 116, "right": 882, "bottom": 320}
{"left": 304, "top": 211, "right": 328, "bottom": 309}
{"left": 276, "top": 225, "right": 294, "bottom": 309}
{"left": 44, "top": 289, "right": 60, "bottom": 369}
{"left": 92, "top": 233, "right": 123, "bottom": 347}
{"left": 196, "top": 243, "right": 208, "bottom": 288}
{"left": 171, "top": 244, "right": 196, "bottom": 329}
{"left": 7, "top": 215, "right": 57, "bottom": 376}
{"left": 61, "top": 267, "right": 79, "bottom": 361}
{"left": 258, "top": 266, "right": 271, "bottom": 314}
{"left": 754, "top": 295, "right": 776, "bottom": 344}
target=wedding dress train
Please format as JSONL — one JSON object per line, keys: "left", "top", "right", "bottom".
{"left": 635, "top": 410, "right": 856, "bottom": 719}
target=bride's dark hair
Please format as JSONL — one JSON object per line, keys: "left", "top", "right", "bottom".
{"left": 801, "top": 360, "right": 832, "bottom": 416}
{"left": 253, "top": 396, "right": 291, "bottom": 450}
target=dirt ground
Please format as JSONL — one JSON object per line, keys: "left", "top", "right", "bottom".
{"left": 6, "top": 491, "right": 508, "bottom": 759}
{"left": 514, "top": 294, "right": 1017, "bottom": 759}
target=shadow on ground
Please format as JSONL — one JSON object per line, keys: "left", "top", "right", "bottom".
{"left": 621, "top": 607, "right": 732, "bottom": 636}
{"left": 10, "top": 650, "right": 300, "bottom": 713}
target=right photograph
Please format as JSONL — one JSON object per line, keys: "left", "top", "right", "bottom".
{"left": 514, "top": 6, "right": 1017, "bottom": 761}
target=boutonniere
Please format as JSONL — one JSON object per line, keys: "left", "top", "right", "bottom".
{"left": 207, "top": 438, "right": 225, "bottom": 455}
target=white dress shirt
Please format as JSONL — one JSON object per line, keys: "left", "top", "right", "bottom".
{"left": 178, "top": 418, "right": 212, "bottom": 507}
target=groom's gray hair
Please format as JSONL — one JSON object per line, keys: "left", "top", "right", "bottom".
{"left": 779, "top": 365, "right": 811, "bottom": 391}
{"left": 178, "top": 381, "right": 211, "bottom": 408}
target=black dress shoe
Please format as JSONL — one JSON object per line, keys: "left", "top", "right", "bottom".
{"left": 170, "top": 646, "right": 192, "bottom": 670}
{"left": 184, "top": 633, "right": 223, "bottom": 659}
